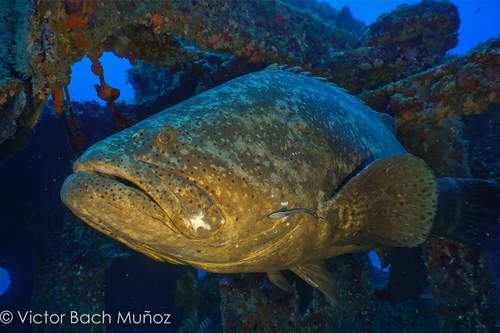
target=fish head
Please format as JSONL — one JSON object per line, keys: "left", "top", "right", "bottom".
{"left": 60, "top": 88, "right": 325, "bottom": 266}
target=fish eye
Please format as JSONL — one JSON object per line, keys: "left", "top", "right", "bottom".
{"left": 131, "top": 129, "right": 145, "bottom": 140}
{"left": 157, "top": 129, "right": 176, "bottom": 145}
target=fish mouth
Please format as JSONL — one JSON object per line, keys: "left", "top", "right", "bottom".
{"left": 72, "top": 157, "right": 225, "bottom": 240}
{"left": 87, "top": 166, "right": 159, "bottom": 209}
{"left": 72, "top": 158, "right": 178, "bottom": 229}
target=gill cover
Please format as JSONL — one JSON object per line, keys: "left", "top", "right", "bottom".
{"left": 166, "top": 176, "right": 226, "bottom": 239}
{"left": 152, "top": 127, "right": 226, "bottom": 239}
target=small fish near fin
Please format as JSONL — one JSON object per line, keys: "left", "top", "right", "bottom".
{"left": 328, "top": 155, "right": 438, "bottom": 248}
{"left": 268, "top": 208, "right": 323, "bottom": 219}
{"left": 267, "top": 271, "right": 292, "bottom": 292}
{"left": 432, "top": 178, "right": 500, "bottom": 250}
{"left": 291, "top": 261, "right": 344, "bottom": 307}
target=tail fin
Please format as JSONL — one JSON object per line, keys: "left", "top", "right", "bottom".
{"left": 432, "top": 178, "right": 500, "bottom": 250}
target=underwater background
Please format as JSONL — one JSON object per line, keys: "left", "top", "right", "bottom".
{"left": 1, "top": 0, "right": 499, "bottom": 332}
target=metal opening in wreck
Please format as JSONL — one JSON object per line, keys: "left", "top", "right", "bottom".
{"left": 69, "top": 52, "right": 134, "bottom": 105}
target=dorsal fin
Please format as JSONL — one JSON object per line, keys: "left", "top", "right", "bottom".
{"left": 265, "top": 63, "right": 332, "bottom": 84}
{"left": 286, "top": 66, "right": 302, "bottom": 73}
{"left": 374, "top": 112, "right": 396, "bottom": 133}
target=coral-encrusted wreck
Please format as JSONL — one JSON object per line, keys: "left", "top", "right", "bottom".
{"left": 1, "top": 0, "right": 499, "bottom": 332}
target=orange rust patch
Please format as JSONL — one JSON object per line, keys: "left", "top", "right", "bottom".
{"left": 90, "top": 60, "right": 103, "bottom": 77}
{"left": 150, "top": 13, "right": 165, "bottom": 29}
{"left": 95, "top": 83, "right": 120, "bottom": 102}
{"left": 74, "top": 31, "right": 89, "bottom": 50}
{"left": 51, "top": 85, "right": 65, "bottom": 118}
{"left": 65, "top": 16, "right": 87, "bottom": 30}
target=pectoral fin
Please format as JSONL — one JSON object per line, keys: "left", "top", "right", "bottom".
{"left": 328, "top": 155, "right": 438, "bottom": 248}
{"left": 291, "top": 261, "right": 343, "bottom": 307}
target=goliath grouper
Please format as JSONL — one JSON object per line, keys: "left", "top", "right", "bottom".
{"left": 61, "top": 65, "right": 499, "bottom": 305}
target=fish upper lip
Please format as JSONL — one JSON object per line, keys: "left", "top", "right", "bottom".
{"left": 74, "top": 160, "right": 148, "bottom": 196}
{"left": 73, "top": 158, "right": 183, "bottom": 233}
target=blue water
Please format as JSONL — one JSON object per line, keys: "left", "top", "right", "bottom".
{"left": 368, "top": 250, "right": 390, "bottom": 272}
{"left": 0, "top": 268, "right": 10, "bottom": 295}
